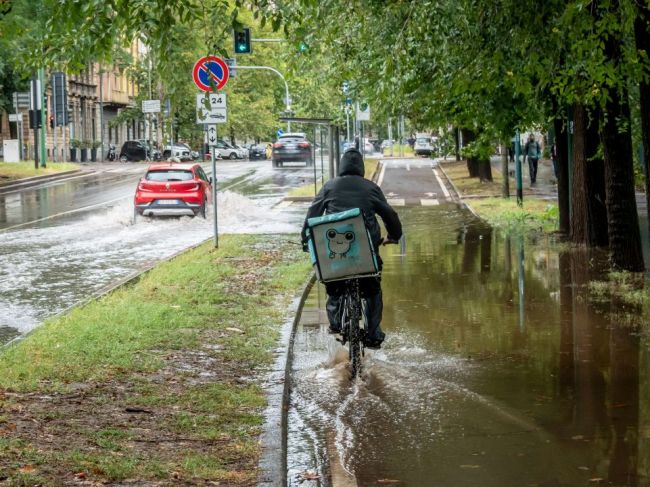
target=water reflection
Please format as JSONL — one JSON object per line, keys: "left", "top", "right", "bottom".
{"left": 288, "top": 205, "right": 648, "bottom": 486}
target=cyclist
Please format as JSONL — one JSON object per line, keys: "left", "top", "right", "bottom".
{"left": 301, "top": 148, "right": 402, "bottom": 349}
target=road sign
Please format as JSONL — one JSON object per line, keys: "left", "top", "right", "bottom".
{"left": 342, "top": 81, "right": 349, "bottom": 94}
{"left": 277, "top": 128, "right": 284, "bottom": 138}
{"left": 8, "top": 113, "right": 22, "bottom": 122}
{"left": 196, "top": 93, "right": 227, "bottom": 124}
{"left": 13, "top": 92, "right": 30, "bottom": 109}
{"left": 225, "top": 58, "right": 236, "bottom": 77}
{"left": 356, "top": 102, "right": 370, "bottom": 121}
{"left": 193, "top": 55, "right": 230, "bottom": 92}
{"left": 142, "top": 99, "right": 161, "bottom": 113}
{"left": 206, "top": 125, "right": 219, "bottom": 146}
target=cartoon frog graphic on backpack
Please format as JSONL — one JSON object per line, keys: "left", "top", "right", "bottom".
{"left": 326, "top": 229, "right": 355, "bottom": 259}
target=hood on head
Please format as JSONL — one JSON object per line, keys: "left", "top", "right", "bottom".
{"left": 339, "top": 149, "right": 365, "bottom": 177}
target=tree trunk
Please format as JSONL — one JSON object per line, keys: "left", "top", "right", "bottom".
{"left": 599, "top": 0, "right": 645, "bottom": 270}
{"left": 454, "top": 127, "right": 461, "bottom": 161}
{"left": 634, "top": 6, "right": 650, "bottom": 246}
{"left": 478, "top": 157, "right": 493, "bottom": 182}
{"left": 571, "top": 104, "right": 609, "bottom": 246}
{"left": 600, "top": 92, "right": 644, "bottom": 270}
{"left": 552, "top": 99, "right": 570, "bottom": 236}
{"left": 461, "top": 129, "right": 479, "bottom": 177}
{"left": 501, "top": 142, "right": 510, "bottom": 198}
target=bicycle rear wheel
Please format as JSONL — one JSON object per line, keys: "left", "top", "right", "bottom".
{"left": 344, "top": 283, "right": 363, "bottom": 379}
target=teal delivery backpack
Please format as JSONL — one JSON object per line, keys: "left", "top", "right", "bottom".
{"left": 306, "top": 208, "right": 379, "bottom": 283}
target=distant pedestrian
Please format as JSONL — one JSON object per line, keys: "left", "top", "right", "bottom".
{"left": 550, "top": 141, "right": 558, "bottom": 181}
{"left": 523, "top": 134, "right": 541, "bottom": 185}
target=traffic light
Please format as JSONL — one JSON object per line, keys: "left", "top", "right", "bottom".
{"left": 298, "top": 42, "right": 309, "bottom": 53}
{"left": 233, "top": 28, "right": 252, "bottom": 54}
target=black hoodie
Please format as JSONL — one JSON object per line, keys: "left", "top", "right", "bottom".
{"left": 301, "top": 149, "right": 402, "bottom": 248}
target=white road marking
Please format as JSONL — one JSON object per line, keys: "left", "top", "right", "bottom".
{"left": 420, "top": 198, "right": 440, "bottom": 206}
{"left": 387, "top": 198, "right": 405, "bottom": 206}
{"left": 377, "top": 161, "right": 388, "bottom": 187}
{"left": 432, "top": 168, "right": 451, "bottom": 200}
{"left": 406, "top": 163, "right": 411, "bottom": 171}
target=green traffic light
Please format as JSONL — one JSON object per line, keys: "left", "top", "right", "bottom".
{"left": 238, "top": 44, "right": 246, "bottom": 52}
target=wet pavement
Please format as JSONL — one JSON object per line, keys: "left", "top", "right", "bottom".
{"left": 288, "top": 159, "right": 650, "bottom": 486}
{"left": 0, "top": 160, "right": 320, "bottom": 343}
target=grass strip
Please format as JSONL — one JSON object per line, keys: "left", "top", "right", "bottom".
{"left": 439, "top": 160, "right": 506, "bottom": 197}
{"left": 286, "top": 158, "right": 379, "bottom": 198}
{"left": 0, "top": 234, "right": 311, "bottom": 485}
{"left": 468, "top": 197, "right": 559, "bottom": 233}
{"left": 0, "top": 162, "right": 79, "bottom": 182}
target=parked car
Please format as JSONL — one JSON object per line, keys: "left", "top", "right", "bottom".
{"left": 163, "top": 144, "right": 193, "bottom": 161}
{"left": 272, "top": 133, "right": 313, "bottom": 167}
{"left": 414, "top": 133, "right": 434, "bottom": 156}
{"left": 134, "top": 162, "right": 212, "bottom": 219}
{"left": 212, "top": 140, "right": 245, "bottom": 160}
{"left": 119, "top": 140, "right": 161, "bottom": 162}
{"left": 232, "top": 144, "right": 249, "bottom": 159}
{"left": 249, "top": 144, "right": 268, "bottom": 160}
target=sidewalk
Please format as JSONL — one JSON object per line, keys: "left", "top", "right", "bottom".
{"left": 490, "top": 156, "right": 558, "bottom": 199}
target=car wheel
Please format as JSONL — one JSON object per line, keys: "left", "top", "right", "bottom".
{"left": 272, "top": 160, "right": 278, "bottom": 168}
{"left": 229, "top": 152, "right": 237, "bottom": 160}
{"left": 120, "top": 155, "right": 128, "bottom": 163}
{"left": 198, "top": 199, "right": 207, "bottom": 219}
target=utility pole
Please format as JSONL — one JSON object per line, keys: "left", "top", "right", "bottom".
{"left": 99, "top": 65, "right": 104, "bottom": 162}
{"left": 515, "top": 129, "right": 523, "bottom": 206}
{"left": 38, "top": 68, "right": 46, "bottom": 168}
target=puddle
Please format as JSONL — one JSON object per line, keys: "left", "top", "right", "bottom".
{"left": 288, "top": 205, "right": 650, "bottom": 486}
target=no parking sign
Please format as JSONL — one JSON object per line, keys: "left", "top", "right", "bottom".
{"left": 192, "top": 55, "right": 230, "bottom": 92}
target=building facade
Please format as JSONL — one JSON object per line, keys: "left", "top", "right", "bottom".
{"left": 0, "top": 39, "right": 145, "bottom": 162}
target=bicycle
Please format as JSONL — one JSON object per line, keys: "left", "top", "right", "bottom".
{"left": 337, "top": 278, "right": 367, "bottom": 379}
{"left": 336, "top": 238, "right": 398, "bottom": 379}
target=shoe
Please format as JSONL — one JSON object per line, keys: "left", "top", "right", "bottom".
{"left": 364, "top": 338, "right": 383, "bottom": 350}
{"left": 328, "top": 326, "right": 341, "bottom": 334}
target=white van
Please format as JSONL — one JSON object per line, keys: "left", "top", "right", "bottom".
{"left": 414, "top": 133, "right": 434, "bottom": 156}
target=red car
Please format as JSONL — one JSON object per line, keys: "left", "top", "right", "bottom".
{"left": 134, "top": 163, "right": 212, "bottom": 219}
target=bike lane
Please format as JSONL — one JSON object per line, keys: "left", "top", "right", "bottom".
{"left": 286, "top": 157, "right": 647, "bottom": 486}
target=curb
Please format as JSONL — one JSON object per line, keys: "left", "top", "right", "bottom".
{"left": 258, "top": 273, "right": 316, "bottom": 486}
{"left": 436, "top": 162, "right": 486, "bottom": 222}
{"left": 0, "top": 169, "right": 84, "bottom": 194}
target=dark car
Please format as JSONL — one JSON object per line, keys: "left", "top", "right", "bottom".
{"left": 119, "top": 140, "right": 161, "bottom": 162}
{"left": 249, "top": 144, "right": 267, "bottom": 160}
{"left": 272, "top": 133, "right": 313, "bottom": 167}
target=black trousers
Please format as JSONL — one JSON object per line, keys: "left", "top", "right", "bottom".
{"left": 325, "top": 276, "right": 385, "bottom": 342}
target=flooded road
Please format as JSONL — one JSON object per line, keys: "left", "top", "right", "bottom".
{"left": 0, "top": 161, "right": 316, "bottom": 343}
{"left": 289, "top": 204, "right": 650, "bottom": 486}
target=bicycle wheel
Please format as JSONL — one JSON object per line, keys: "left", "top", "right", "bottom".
{"left": 345, "top": 286, "right": 362, "bottom": 379}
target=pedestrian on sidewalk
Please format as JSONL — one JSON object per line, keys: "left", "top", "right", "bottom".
{"left": 523, "top": 134, "right": 541, "bottom": 185}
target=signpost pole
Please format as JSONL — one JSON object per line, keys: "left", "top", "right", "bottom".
{"left": 212, "top": 137, "right": 218, "bottom": 249}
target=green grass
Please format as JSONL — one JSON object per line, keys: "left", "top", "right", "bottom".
{"left": 0, "top": 234, "right": 312, "bottom": 484}
{"left": 286, "top": 157, "right": 380, "bottom": 198}
{"left": 468, "top": 197, "right": 559, "bottom": 234}
{"left": 440, "top": 160, "right": 506, "bottom": 197}
{"left": 0, "top": 162, "right": 79, "bottom": 182}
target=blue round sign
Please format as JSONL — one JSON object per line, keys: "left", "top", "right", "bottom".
{"left": 192, "top": 56, "right": 229, "bottom": 92}
{"left": 277, "top": 129, "right": 284, "bottom": 138}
